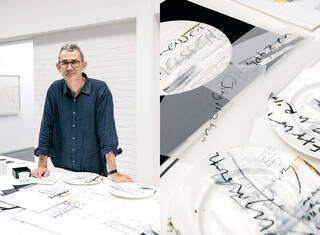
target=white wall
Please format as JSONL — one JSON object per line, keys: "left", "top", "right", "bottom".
{"left": 33, "top": 21, "right": 137, "bottom": 179}
{"left": 0, "top": 0, "right": 137, "bottom": 43}
{"left": 0, "top": 40, "right": 34, "bottom": 153}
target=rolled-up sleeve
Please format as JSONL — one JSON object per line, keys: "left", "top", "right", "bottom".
{"left": 96, "top": 86, "right": 119, "bottom": 158}
{"left": 34, "top": 87, "right": 54, "bottom": 157}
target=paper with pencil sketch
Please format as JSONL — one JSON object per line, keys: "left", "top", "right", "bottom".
{"left": 0, "top": 182, "right": 90, "bottom": 212}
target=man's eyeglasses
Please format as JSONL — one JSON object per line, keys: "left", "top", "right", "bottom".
{"left": 59, "top": 60, "right": 81, "bottom": 68}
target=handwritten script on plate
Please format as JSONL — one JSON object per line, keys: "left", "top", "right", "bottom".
{"left": 268, "top": 96, "right": 320, "bottom": 153}
{"left": 209, "top": 147, "right": 320, "bottom": 233}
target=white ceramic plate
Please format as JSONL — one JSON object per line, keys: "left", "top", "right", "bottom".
{"left": 109, "top": 182, "right": 156, "bottom": 199}
{"left": 165, "top": 146, "right": 320, "bottom": 235}
{"left": 160, "top": 21, "right": 232, "bottom": 95}
{"left": 62, "top": 172, "right": 103, "bottom": 185}
{"left": 268, "top": 68, "right": 320, "bottom": 159}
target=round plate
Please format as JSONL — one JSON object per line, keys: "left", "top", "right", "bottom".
{"left": 160, "top": 20, "right": 232, "bottom": 95}
{"left": 268, "top": 68, "right": 320, "bottom": 159}
{"left": 109, "top": 182, "right": 156, "bottom": 199}
{"left": 165, "top": 146, "right": 320, "bottom": 235}
{"left": 291, "top": 84, "right": 320, "bottom": 138}
{"left": 62, "top": 172, "right": 103, "bottom": 185}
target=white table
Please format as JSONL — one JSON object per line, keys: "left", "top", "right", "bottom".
{"left": 0, "top": 156, "right": 159, "bottom": 235}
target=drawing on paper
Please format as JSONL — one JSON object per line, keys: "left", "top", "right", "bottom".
{"left": 48, "top": 200, "right": 85, "bottom": 218}
{"left": 0, "top": 75, "right": 20, "bottom": 115}
{"left": 37, "top": 187, "right": 70, "bottom": 199}
{"left": 62, "top": 172, "right": 103, "bottom": 185}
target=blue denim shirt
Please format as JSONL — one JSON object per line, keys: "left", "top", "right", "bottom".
{"left": 35, "top": 73, "right": 120, "bottom": 176}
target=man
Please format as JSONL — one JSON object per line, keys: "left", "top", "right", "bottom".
{"left": 32, "top": 43, "right": 133, "bottom": 183}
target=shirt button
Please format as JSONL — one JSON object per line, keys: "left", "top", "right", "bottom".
{"left": 72, "top": 137, "right": 75, "bottom": 140}
{"left": 72, "top": 124, "right": 75, "bottom": 127}
{"left": 72, "top": 149, "right": 75, "bottom": 152}
{"left": 72, "top": 160, "right": 75, "bottom": 163}
{"left": 73, "top": 112, "right": 76, "bottom": 115}
{"left": 73, "top": 99, "right": 76, "bottom": 102}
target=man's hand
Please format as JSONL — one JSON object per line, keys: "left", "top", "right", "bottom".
{"left": 105, "top": 151, "right": 133, "bottom": 182}
{"left": 31, "top": 166, "right": 50, "bottom": 179}
{"left": 111, "top": 172, "right": 134, "bottom": 183}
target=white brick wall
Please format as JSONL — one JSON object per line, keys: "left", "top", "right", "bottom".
{"left": 33, "top": 21, "right": 136, "bottom": 178}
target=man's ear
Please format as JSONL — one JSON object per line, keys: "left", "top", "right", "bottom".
{"left": 56, "top": 63, "right": 61, "bottom": 72}
{"left": 82, "top": 61, "right": 87, "bottom": 71}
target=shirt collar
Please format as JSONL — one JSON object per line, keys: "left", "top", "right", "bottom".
{"left": 81, "top": 73, "right": 91, "bottom": 95}
{"left": 62, "top": 72, "right": 91, "bottom": 96}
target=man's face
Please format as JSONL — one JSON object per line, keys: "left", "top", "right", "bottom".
{"left": 56, "top": 50, "right": 87, "bottom": 81}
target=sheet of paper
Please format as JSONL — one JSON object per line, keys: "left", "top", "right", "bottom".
{"left": 0, "top": 175, "right": 14, "bottom": 191}
{"left": 0, "top": 182, "right": 90, "bottom": 212}
{"left": 12, "top": 183, "right": 159, "bottom": 235}
{"left": 11, "top": 175, "right": 60, "bottom": 186}
{"left": 30, "top": 176, "right": 60, "bottom": 185}
{"left": 0, "top": 201, "right": 17, "bottom": 209}
{"left": 233, "top": 0, "right": 320, "bottom": 30}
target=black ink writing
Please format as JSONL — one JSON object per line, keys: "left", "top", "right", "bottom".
{"left": 269, "top": 96, "right": 320, "bottom": 153}
{"left": 201, "top": 76, "right": 236, "bottom": 142}
{"left": 208, "top": 152, "right": 309, "bottom": 233}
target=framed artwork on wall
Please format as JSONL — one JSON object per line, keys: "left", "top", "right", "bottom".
{"left": 0, "top": 75, "right": 20, "bottom": 115}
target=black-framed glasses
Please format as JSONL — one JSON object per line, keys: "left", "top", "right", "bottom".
{"left": 59, "top": 60, "right": 81, "bottom": 68}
